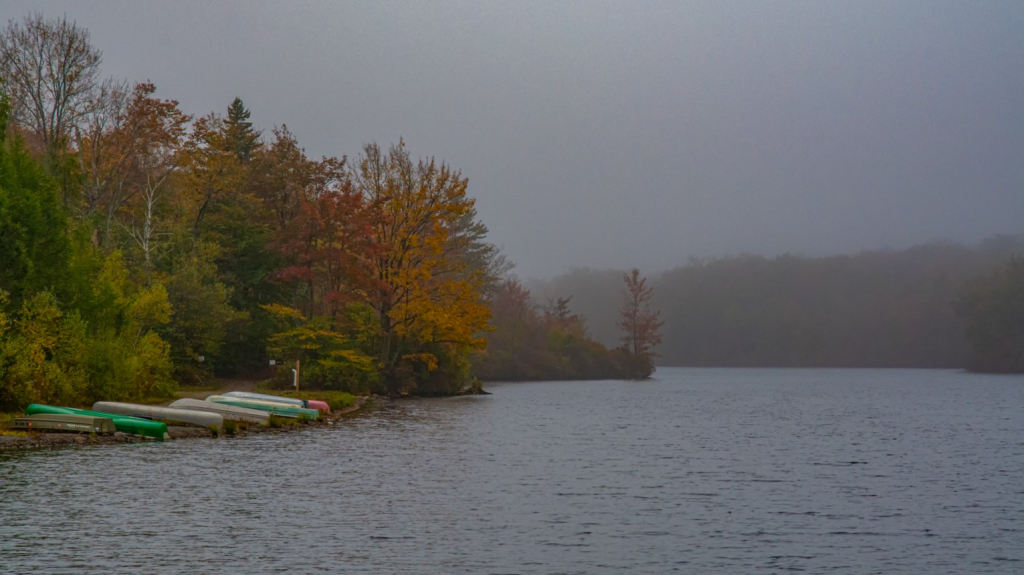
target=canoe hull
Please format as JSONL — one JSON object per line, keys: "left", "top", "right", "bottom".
{"left": 305, "top": 399, "right": 331, "bottom": 413}
{"left": 12, "top": 414, "right": 116, "bottom": 434}
{"left": 168, "top": 398, "right": 270, "bottom": 425}
{"left": 222, "top": 391, "right": 305, "bottom": 407}
{"left": 24, "top": 404, "right": 169, "bottom": 440}
{"left": 92, "top": 402, "right": 223, "bottom": 429}
{"left": 221, "top": 391, "right": 332, "bottom": 413}
{"left": 205, "top": 395, "right": 320, "bottom": 419}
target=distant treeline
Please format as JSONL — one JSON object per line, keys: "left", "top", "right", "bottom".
{"left": 472, "top": 279, "right": 626, "bottom": 382}
{"left": 530, "top": 235, "right": 1024, "bottom": 370}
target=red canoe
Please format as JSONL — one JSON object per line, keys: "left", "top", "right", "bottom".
{"left": 306, "top": 399, "right": 331, "bottom": 413}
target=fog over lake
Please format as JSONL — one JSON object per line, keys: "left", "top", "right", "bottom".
{"left": 2, "top": 5, "right": 1023, "bottom": 572}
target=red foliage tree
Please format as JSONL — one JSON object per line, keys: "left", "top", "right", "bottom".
{"left": 275, "top": 157, "right": 381, "bottom": 323}
{"left": 618, "top": 268, "right": 663, "bottom": 379}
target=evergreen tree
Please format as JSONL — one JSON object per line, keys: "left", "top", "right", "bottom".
{"left": 223, "top": 97, "right": 262, "bottom": 163}
{"left": 0, "top": 96, "right": 71, "bottom": 308}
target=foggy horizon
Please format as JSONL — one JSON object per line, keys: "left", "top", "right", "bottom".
{"left": 4, "top": 1, "right": 1022, "bottom": 278}
{"left": 3, "top": 5, "right": 1024, "bottom": 571}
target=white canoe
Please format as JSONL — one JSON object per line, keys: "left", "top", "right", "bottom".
{"left": 205, "top": 395, "right": 320, "bottom": 419}
{"left": 93, "top": 401, "right": 224, "bottom": 429}
{"left": 168, "top": 398, "right": 270, "bottom": 425}
{"left": 222, "top": 391, "right": 305, "bottom": 407}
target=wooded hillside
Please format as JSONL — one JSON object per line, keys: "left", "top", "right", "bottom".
{"left": 531, "top": 236, "right": 1024, "bottom": 368}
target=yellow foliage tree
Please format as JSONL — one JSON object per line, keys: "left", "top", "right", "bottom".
{"left": 352, "top": 140, "right": 491, "bottom": 394}
{"left": 262, "top": 303, "right": 378, "bottom": 393}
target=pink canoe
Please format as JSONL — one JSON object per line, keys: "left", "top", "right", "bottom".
{"left": 306, "top": 399, "right": 331, "bottom": 413}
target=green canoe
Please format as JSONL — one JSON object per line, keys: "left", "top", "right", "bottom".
{"left": 25, "top": 404, "right": 169, "bottom": 441}
{"left": 205, "top": 395, "right": 321, "bottom": 419}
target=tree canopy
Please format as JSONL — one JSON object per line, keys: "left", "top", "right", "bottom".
{"left": 0, "top": 14, "right": 521, "bottom": 406}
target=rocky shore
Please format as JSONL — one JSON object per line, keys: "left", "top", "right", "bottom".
{"left": 0, "top": 396, "right": 374, "bottom": 452}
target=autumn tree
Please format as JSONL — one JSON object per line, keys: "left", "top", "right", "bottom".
{"left": 0, "top": 291, "right": 88, "bottom": 408}
{"left": 618, "top": 268, "right": 663, "bottom": 379}
{"left": 450, "top": 205, "right": 513, "bottom": 294}
{"left": 73, "top": 80, "right": 191, "bottom": 255}
{"left": 473, "top": 278, "right": 623, "bottom": 381}
{"left": 177, "top": 114, "right": 243, "bottom": 242}
{"left": 70, "top": 249, "right": 176, "bottom": 401}
{"left": 0, "top": 12, "right": 104, "bottom": 206}
{"left": 1, "top": 14, "right": 523, "bottom": 397}
{"left": 250, "top": 126, "right": 309, "bottom": 230}
{"left": 245, "top": 136, "right": 382, "bottom": 385}
{"left": 116, "top": 83, "right": 190, "bottom": 269}
{"left": 352, "top": 140, "right": 490, "bottom": 395}
{"left": 478, "top": 278, "right": 536, "bottom": 376}
{"left": 261, "top": 302, "right": 377, "bottom": 394}
{"left": 276, "top": 157, "right": 378, "bottom": 321}
{"left": 0, "top": 13, "right": 101, "bottom": 155}
{"left": 75, "top": 77, "right": 129, "bottom": 222}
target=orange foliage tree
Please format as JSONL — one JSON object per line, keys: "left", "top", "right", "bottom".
{"left": 352, "top": 140, "right": 490, "bottom": 394}
{"left": 77, "top": 81, "right": 191, "bottom": 256}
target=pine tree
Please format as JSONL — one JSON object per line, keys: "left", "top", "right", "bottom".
{"left": 0, "top": 96, "right": 71, "bottom": 308}
{"left": 223, "top": 97, "right": 262, "bottom": 163}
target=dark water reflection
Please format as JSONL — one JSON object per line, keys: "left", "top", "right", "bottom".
{"left": 2, "top": 368, "right": 1023, "bottom": 574}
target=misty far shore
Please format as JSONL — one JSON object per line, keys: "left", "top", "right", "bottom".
{"left": 527, "top": 234, "right": 1024, "bottom": 371}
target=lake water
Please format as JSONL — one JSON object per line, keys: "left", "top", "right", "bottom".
{"left": 2, "top": 367, "right": 1023, "bottom": 574}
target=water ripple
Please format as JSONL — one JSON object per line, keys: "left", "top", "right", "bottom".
{"left": 1, "top": 368, "right": 1023, "bottom": 574}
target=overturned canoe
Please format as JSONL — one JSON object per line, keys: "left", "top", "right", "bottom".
{"left": 205, "top": 395, "right": 321, "bottom": 419}
{"left": 222, "top": 391, "right": 331, "bottom": 413}
{"left": 93, "top": 402, "right": 223, "bottom": 429}
{"left": 24, "top": 404, "right": 169, "bottom": 440}
{"left": 169, "top": 398, "right": 270, "bottom": 425}
{"left": 11, "top": 414, "right": 116, "bottom": 434}
{"left": 222, "top": 391, "right": 304, "bottom": 406}
{"left": 305, "top": 399, "right": 331, "bottom": 413}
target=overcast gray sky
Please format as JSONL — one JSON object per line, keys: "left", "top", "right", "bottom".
{"left": 4, "top": 1, "right": 1023, "bottom": 278}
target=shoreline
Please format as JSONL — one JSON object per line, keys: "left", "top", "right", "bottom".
{"left": 0, "top": 396, "right": 376, "bottom": 453}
